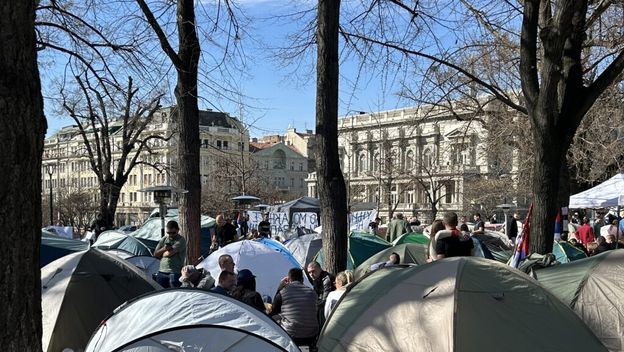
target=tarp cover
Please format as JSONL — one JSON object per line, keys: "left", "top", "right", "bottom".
{"left": 197, "top": 240, "right": 309, "bottom": 298}
{"left": 354, "top": 243, "right": 427, "bottom": 279}
{"left": 41, "top": 249, "right": 160, "bottom": 352}
{"left": 126, "top": 255, "right": 161, "bottom": 278}
{"left": 271, "top": 196, "right": 320, "bottom": 222}
{"left": 255, "top": 238, "right": 301, "bottom": 268}
{"left": 535, "top": 250, "right": 624, "bottom": 351}
{"left": 85, "top": 289, "right": 299, "bottom": 352}
{"left": 569, "top": 173, "right": 624, "bottom": 208}
{"left": 93, "top": 230, "right": 152, "bottom": 256}
{"left": 319, "top": 257, "right": 606, "bottom": 352}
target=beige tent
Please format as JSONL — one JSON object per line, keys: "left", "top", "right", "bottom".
{"left": 319, "top": 257, "right": 606, "bottom": 352}
{"left": 535, "top": 250, "right": 624, "bottom": 351}
{"left": 41, "top": 249, "right": 160, "bottom": 352}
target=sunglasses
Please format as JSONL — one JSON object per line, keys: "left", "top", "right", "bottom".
{"left": 166, "top": 231, "right": 177, "bottom": 234}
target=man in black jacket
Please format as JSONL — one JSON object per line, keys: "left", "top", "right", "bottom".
{"left": 306, "top": 261, "right": 335, "bottom": 326}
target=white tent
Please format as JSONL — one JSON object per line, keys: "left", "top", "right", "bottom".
{"left": 197, "top": 240, "right": 309, "bottom": 298}
{"left": 85, "top": 289, "right": 299, "bottom": 352}
{"left": 569, "top": 173, "right": 624, "bottom": 208}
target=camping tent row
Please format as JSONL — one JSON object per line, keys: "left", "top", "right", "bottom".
{"left": 319, "top": 257, "right": 607, "bottom": 352}
{"left": 86, "top": 289, "right": 299, "bottom": 352}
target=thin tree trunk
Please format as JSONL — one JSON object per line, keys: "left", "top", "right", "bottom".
{"left": 316, "top": 0, "right": 347, "bottom": 274}
{"left": 0, "top": 0, "right": 45, "bottom": 349}
{"left": 175, "top": 0, "right": 201, "bottom": 264}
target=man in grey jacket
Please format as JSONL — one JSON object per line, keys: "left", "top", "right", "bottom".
{"left": 271, "top": 268, "right": 319, "bottom": 347}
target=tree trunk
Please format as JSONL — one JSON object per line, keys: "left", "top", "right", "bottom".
{"left": 529, "top": 127, "right": 563, "bottom": 254}
{"left": 316, "top": 0, "right": 347, "bottom": 275}
{"left": 175, "top": 0, "right": 201, "bottom": 264}
{"left": 0, "top": 0, "right": 45, "bottom": 349}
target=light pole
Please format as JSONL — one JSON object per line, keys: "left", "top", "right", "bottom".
{"left": 46, "top": 163, "right": 56, "bottom": 225}
{"left": 497, "top": 201, "right": 516, "bottom": 239}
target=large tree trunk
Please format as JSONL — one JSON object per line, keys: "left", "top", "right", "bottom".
{"left": 528, "top": 126, "right": 563, "bottom": 254}
{"left": 316, "top": 0, "right": 348, "bottom": 274}
{"left": 175, "top": 0, "right": 201, "bottom": 264}
{"left": 0, "top": 0, "right": 45, "bottom": 349}
{"left": 99, "top": 182, "right": 122, "bottom": 228}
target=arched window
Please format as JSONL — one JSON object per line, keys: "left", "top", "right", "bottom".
{"left": 373, "top": 152, "right": 380, "bottom": 173}
{"left": 406, "top": 150, "right": 414, "bottom": 170}
{"left": 423, "top": 148, "right": 432, "bottom": 169}
{"left": 273, "top": 149, "right": 286, "bottom": 169}
{"left": 358, "top": 153, "right": 367, "bottom": 173}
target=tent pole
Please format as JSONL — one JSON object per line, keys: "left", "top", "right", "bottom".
{"left": 617, "top": 206, "right": 621, "bottom": 249}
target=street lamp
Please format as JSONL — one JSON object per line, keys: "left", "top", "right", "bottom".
{"left": 497, "top": 202, "right": 516, "bottom": 238}
{"left": 139, "top": 185, "right": 188, "bottom": 238}
{"left": 46, "top": 163, "right": 57, "bottom": 226}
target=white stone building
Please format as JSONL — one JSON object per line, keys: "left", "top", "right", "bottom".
{"left": 308, "top": 102, "right": 519, "bottom": 221}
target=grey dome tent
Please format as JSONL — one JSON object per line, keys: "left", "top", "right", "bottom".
{"left": 535, "top": 250, "right": 624, "bottom": 351}
{"left": 319, "top": 257, "right": 606, "bottom": 352}
{"left": 41, "top": 248, "right": 160, "bottom": 352}
{"left": 85, "top": 289, "right": 299, "bottom": 352}
{"left": 284, "top": 232, "right": 322, "bottom": 267}
{"left": 126, "top": 255, "right": 161, "bottom": 278}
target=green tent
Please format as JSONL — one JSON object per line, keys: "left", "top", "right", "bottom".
{"left": 552, "top": 241, "right": 587, "bottom": 263}
{"left": 93, "top": 230, "right": 152, "bottom": 256}
{"left": 534, "top": 250, "right": 624, "bottom": 351}
{"left": 319, "top": 258, "right": 606, "bottom": 352}
{"left": 40, "top": 230, "right": 89, "bottom": 267}
{"left": 353, "top": 242, "right": 427, "bottom": 279}
{"left": 392, "top": 232, "right": 429, "bottom": 245}
{"left": 131, "top": 215, "right": 216, "bottom": 256}
{"left": 314, "top": 231, "right": 392, "bottom": 269}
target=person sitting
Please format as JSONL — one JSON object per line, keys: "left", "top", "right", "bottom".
{"left": 231, "top": 269, "right": 266, "bottom": 313}
{"left": 592, "top": 236, "right": 612, "bottom": 256}
{"left": 324, "top": 271, "right": 354, "bottom": 319}
{"left": 568, "top": 238, "right": 589, "bottom": 256}
{"left": 211, "top": 270, "right": 236, "bottom": 296}
{"left": 218, "top": 254, "right": 235, "bottom": 273}
{"left": 179, "top": 265, "right": 215, "bottom": 290}
{"left": 271, "top": 268, "right": 319, "bottom": 348}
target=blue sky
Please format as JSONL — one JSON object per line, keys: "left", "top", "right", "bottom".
{"left": 42, "top": 0, "right": 406, "bottom": 138}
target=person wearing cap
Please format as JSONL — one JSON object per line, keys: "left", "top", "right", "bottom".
{"left": 231, "top": 269, "right": 265, "bottom": 313}
{"left": 179, "top": 265, "right": 215, "bottom": 290}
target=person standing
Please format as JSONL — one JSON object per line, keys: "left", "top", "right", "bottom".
{"left": 435, "top": 212, "right": 474, "bottom": 259}
{"left": 258, "top": 213, "right": 271, "bottom": 238}
{"left": 211, "top": 214, "right": 237, "bottom": 249}
{"left": 387, "top": 213, "right": 409, "bottom": 242}
{"left": 154, "top": 220, "right": 187, "bottom": 288}
{"left": 271, "top": 268, "right": 319, "bottom": 347}
{"left": 576, "top": 217, "right": 595, "bottom": 247}
{"left": 472, "top": 213, "right": 485, "bottom": 235}
{"left": 507, "top": 213, "right": 519, "bottom": 242}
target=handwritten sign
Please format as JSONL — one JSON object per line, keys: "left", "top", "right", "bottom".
{"left": 269, "top": 212, "right": 290, "bottom": 238}
{"left": 247, "top": 211, "right": 263, "bottom": 231}
{"left": 350, "top": 210, "right": 377, "bottom": 231}
{"left": 292, "top": 212, "right": 319, "bottom": 230}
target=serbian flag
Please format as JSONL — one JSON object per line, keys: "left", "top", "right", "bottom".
{"left": 510, "top": 204, "right": 532, "bottom": 268}
{"left": 554, "top": 210, "right": 562, "bottom": 241}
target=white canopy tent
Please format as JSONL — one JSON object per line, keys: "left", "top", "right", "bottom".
{"left": 569, "top": 173, "right": 624, "bottom": 208}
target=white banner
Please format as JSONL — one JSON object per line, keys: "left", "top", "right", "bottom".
{"left": 350, "top": 210, "right": 378, "bottom": 231}
{"left": 292, "top": 212, "right": 319, "bottom": 230}
{"left": 269, "top": 212, "right": 290, "bottom": 238}
{"left": 247, "top": 210, "right": 263, "bottom": 231}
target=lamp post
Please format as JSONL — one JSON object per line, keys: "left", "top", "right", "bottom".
{"left": 497, "top": 202, "right": 516, "bottom": 238}
{"left": 46, "top": 163, "right": 56, "bottom": 225}
{"left": 139, "top": 185, "right": 188, "bottom": 238}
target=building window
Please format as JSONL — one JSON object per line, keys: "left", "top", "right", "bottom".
{"left": 290, "top": 161, "right": 294, "bottom": 171}
{"left": 358, "top": 153, "right": 366, "bottom": 173}
{"left": 299, "top": 162, "right": 303, "bottom": 171}
{"left": 216, "top": 140, "right": 222, "bottom": 149}
{"left": 273, "top": 149, "right": 286, "bottom": 169}
{"left": 223, "top": 141, "right": 229, "bottom": 150}
{"left": 406, "top": 150, "right": 414, "bottom": 170}
{"left": 291, "top": 178, "right": 295, "bottom": 187}
{"left": 423, "top": 148, "right": 433, "bottom": 169}
{"left": 372, "top": 152, "right": 380, "bottom": 173}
